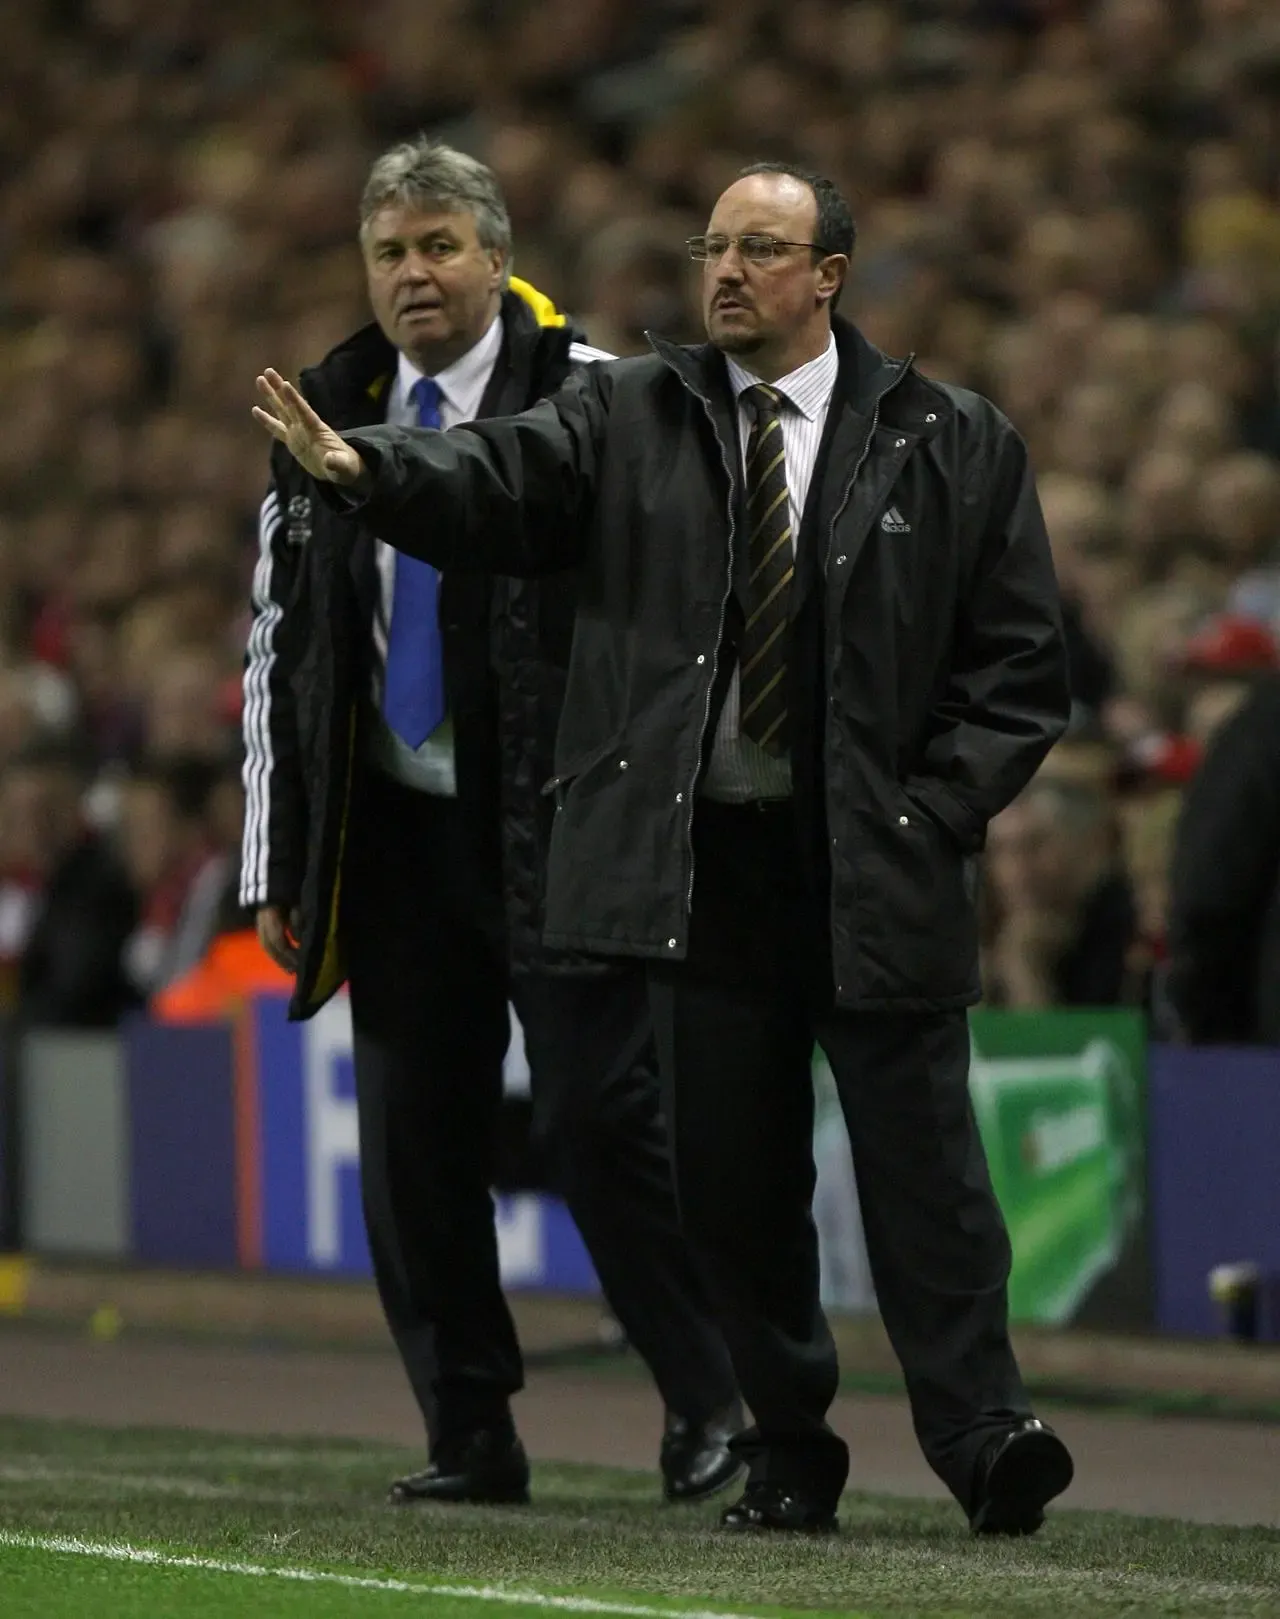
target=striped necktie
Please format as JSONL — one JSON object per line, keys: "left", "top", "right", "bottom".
{"left": 739, "top": 384, "right": 793, "bottom": 756}
{"left": 382, "top": 377, "right": 445, "bottom": 747}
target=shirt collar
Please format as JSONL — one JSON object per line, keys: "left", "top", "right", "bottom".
{"left": 396, "top": 313, "right": 504, "bottom": 418}
{"left": 724, "top": 331, "right": 838, "bottom": 421}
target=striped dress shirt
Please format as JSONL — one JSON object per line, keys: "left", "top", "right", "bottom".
{"left": 701, "top": 333, "right": 839, "bottom": 802}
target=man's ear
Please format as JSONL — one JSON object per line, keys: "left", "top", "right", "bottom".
{"left": 816, "top": 254, "right": 848, "bottom": 307}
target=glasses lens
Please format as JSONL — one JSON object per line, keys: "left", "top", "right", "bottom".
{"left": 686, "top": 237, "right": 709, "bottom": 260}
{"left": 740, "top": 236, "right": 776, "bottom": 261}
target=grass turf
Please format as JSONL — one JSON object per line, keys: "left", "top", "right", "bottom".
{"left": 0, "top": 1417, "right": 1276, "bottom": 1617}
{"left": 0, "top": 1543, "right": 589, "bottom": 1619}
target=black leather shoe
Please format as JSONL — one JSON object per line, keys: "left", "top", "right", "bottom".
{"left": 660, "top": 1404, "right": 746, "bottom": 1503}
{"left": 388, "top": 1428, "right": 531, "bottom": 1506}
{"left": 969, "top": 1418, "right": 1073, "bottom": 1535}
{"left": 720, "top": 1480, "right": 838, "bottom": 1534}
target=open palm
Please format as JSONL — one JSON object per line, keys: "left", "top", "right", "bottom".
{"left": 252, "top": 369, "right": 365, "bottom": 487}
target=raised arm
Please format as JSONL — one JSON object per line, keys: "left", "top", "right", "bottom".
{"left": 253, "top": 364, "right": 610, "bottom": 576}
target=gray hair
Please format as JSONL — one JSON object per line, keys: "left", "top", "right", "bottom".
{"left": 359, "top": 136, "right": 512, "bottom": 281}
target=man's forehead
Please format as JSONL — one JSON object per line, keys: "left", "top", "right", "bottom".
{"left": 365, "top": 203, "right": 477, "bottom": 242}
{"left": 708, "top": 175, "right": 816, "bottom": 233}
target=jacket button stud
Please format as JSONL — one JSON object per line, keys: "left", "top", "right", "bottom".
{"left": 619, "top": 759, "right": 628, "bottom": 770}
{"left": 667, "top": 938, "right": 677, "bottom": 949}
{"left": 925, "top": 413, "right": 937, "bottom": 423}
{"left": 895, "top": 437, "right": 906, "bottom": 448}
{"left": 898, "top": 814, "right": 909, "bottom": 825}
{"left": 696, "top": 654, "right": 706, "bottom": 665}
{"left": 835, "top": 554, "right": 847, "bottom": 565}
{"left": 675, "top": 792, "right": 683, "bottom": 803}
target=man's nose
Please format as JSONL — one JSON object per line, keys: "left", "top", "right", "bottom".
{"left": 713, "top": 248, "right": 746, "bottom": 283}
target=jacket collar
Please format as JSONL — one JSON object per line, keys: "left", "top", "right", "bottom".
{"left": 648, "top": 314, "right": 950, "bottom": 427}
{"left": 301, "top": 283, "right": 584, "bottom": 430}
{"left": 299, "top": 322, "right": 399, "bottom": 430}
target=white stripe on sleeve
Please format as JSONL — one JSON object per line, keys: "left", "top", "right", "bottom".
{"left": 240, "top": 490, "right": 283, "bottom": 907}
{"left": 568, "top": 340, "right": 616, "bottom": 366}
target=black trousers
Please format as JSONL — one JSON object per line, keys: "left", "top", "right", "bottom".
{"left": 342, "top": 766, "right": 735, "bottom": 1447}
{"left": 648, "top": 799, "right": 1030, "bottom": 1512}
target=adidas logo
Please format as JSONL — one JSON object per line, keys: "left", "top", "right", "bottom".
{"left": 880, "top": 505, "right": 911, "bottom": 534}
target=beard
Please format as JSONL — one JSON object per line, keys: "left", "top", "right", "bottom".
{"left": 706, "top": 310, "right": 764, "bottom": 354}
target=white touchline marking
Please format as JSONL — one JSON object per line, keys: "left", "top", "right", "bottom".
{"left": 1, "top": 1529, "right": 1275, "bottom": 1610}
{"left": 0, "top": 1533, "right": 774, "bottom": 1619}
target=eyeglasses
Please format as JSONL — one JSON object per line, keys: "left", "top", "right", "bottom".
{"left": 686, "top": 234, "right": 831, "bottom": 264}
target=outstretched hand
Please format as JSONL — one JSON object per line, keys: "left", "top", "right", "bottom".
{"left": 252, "top": 370, "right": 367, "bottom": 488}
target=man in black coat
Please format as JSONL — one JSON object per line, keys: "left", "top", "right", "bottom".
{"left": 241, "top": 137, "right": 739, "bottom": 1507}
{"left": 254, "top": 162, "right": 1075, "bottom": 1535}
{"left": 5, "top": 740, "right": 138, "bottom": 1028}
{"left": 1168, "top": 674, "right": 1280, "bottom": 1044}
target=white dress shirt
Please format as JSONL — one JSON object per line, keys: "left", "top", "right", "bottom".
{"left": 701, "top": 333, "right": 840, "bottom": 802}
{"left": 369, "top": 316, "right": 505, "bottom": 795}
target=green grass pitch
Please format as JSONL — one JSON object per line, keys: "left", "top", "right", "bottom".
{"left": 0, "top": 1417, "right": 1277, "bottom": 1616}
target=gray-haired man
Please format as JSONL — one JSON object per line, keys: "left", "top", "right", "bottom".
{"left": 241, "top": 138, "right": 740, "bottom": 1505}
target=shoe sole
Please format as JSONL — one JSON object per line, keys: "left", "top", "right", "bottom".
{"left": 971, "top": 1432, "right": 1074, "bottom": 1536}
{"left": 663, "top": 1458, "right": 747, "bottom": 1505}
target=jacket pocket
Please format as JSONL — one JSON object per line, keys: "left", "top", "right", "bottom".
{"left": 854, "top": 791, "right": 979, "bottom": 1000}
{"left": 541, "top": 730, "right": 627, "bottom": 809}
{"left": 901, "top": 777, "right": 983, "bottom": 854}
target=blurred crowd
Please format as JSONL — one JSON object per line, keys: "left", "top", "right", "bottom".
{"left": 2, "top": 0, "right": 1280, "bottom": 1027}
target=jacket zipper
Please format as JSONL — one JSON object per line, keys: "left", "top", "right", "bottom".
{"left": 825, "top": 358, "right": 913, "bottom": 571}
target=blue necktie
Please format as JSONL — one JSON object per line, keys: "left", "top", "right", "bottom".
{"left": 382, "top": 377, "right": 445, "bottom": 748}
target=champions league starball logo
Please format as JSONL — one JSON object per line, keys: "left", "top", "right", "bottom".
{"left": 286, "top": 495, "right": 312, "bottom": 547}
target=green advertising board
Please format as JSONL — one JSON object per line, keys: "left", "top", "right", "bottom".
{"left": 812, "top": 1009, "right": 1148, "bottom": 1326}
{"left": 968, "top": 1009, "right": 1146, "bottom": 1324}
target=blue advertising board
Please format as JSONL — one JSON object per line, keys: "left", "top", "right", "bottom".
{"left": 1149, "top": 1045, "right": 1280, "bottom": 1340}
{"left": 126, "top": 1017, "right": 239, "bottom": 1267}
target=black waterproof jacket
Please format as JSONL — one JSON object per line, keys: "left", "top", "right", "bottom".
{"left": 337, "top": 318, "right": 1070, "bottom": 1010}
{"left": 1168, "top": 675, "right": 1280, "bottom": 1044}
{"left": 240, "top": 283, "right": 595, "bottom": 1017}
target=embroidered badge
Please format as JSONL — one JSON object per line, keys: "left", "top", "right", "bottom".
{"left": 286, "top": 494, "right": 312, "bottom": 546}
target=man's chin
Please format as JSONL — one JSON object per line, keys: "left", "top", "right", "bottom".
{"left": 399, "top": 310, "right": 448, "bottom": 346}
{"left": 707, "top": 316, "right": 762, "bottom": 355}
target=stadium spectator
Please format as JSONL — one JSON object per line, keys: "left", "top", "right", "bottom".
{"left": 1167, "top": 674, "right": 1280, "bottom": 1044}
{"left": 1172, "top": 611, "right": 1280, "bottom": 744}
{"left": 985, "top": 778, "right": 1138, "bottom": 1009}
{"left": 117, "top": 756, "right": 233, "bottom": 999}
{"left": 0, "top": 739, "right": 138, "bottom": 1029}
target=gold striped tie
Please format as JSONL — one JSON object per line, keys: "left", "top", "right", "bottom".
{"left": 739, "top": 384, "right": 792, "bottom": 756}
